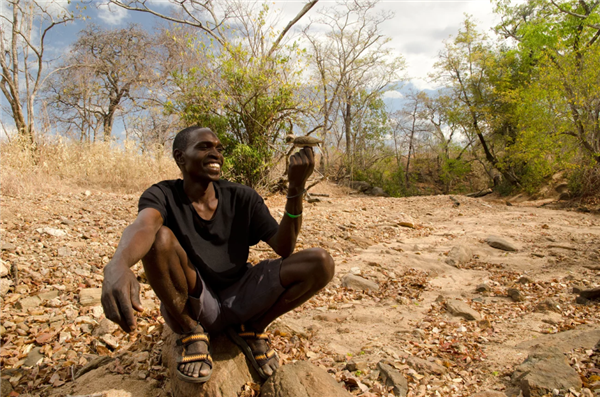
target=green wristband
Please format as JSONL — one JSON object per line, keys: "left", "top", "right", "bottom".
{"left": 285, "top": 211, "right": 302, "bottom": 219}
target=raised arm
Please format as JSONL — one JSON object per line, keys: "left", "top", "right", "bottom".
{"left": 268, "top": 147, "right": 315, "bottom": 257}
{"left": 101, "top": 208, "right": 163, "bottom": 332}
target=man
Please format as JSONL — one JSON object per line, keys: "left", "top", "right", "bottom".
{"left": 101, "top": 126, "right": 334, "bottom": 383}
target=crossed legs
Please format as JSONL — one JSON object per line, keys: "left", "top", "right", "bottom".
{"left": 142, "top": 226, "right": 335, "bottom": 380}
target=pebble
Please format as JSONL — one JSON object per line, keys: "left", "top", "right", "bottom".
{"left": 507, "top": 288, "right": 524, "bottom": 302}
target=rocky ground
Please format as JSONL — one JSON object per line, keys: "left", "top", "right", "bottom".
{"left": 1, "top": 182, "right": 599, "bottom": 397}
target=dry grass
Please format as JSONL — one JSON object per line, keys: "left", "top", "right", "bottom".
{"left": 1, "top": 136, "right": 180, "bottom": 196}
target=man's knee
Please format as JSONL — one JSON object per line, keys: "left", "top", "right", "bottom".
{"left": 151, "top": 226, "right": 177, "bottom": 252}
{"left": 306, "top": 248, "right": 335, "bottom": 287}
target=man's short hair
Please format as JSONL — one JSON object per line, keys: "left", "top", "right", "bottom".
{"left": 172, "top": 126, "right": 202, "bottom": 160}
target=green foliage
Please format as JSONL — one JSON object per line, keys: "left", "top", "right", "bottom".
{"left": 439, "top": 156, "right": 471, "bottom": 193}
{"left": 223, "top": 143, "right": 271, "bottom": 188}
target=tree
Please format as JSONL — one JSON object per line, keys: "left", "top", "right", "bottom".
{"left": 432, "top": 16, "right": 521, "bottom": 186}
{"left": 0, "top": 0, "right": 74, "bottom": 142}
{"left": 303, "top": 0, "right": 405, "bottom": 174}
{"left": 46, "top": 24, "right": 157, "bottom": 141}
{"left": 495, "top": 0, "right": 600, "bottom": 165}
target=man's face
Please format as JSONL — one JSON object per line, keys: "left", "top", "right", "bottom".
{"left": 178, "top": 128, "right": 224, "bottom": 182}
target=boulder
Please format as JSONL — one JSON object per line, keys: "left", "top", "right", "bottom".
{"left": 485, "top": 236, "right": 519, "bottom": 252}
{"left": 469, "top": 392, "right": 507, "bottom": 397}
{"left": 377, "top": 361, "right": 408, "bottom": 396}
{"left": 579, "top": 287, "right": 600, "bottom": 300}
{"left": 445, "top": 246, "right": 472, "bottom": 267}
{"left": 365, "top": 187, "right": 387, "bottom": 197}
{"left": 341, "top": 274, "right": 379, "bottom": 292}
{"left": 261, "top": 360, "right": 352, "bottom": 397}
{"left": 446, "top": 299, "right": 481, "bottom": 321}
{"left": 507, "top": 288, "right": 525, "bottom": 302}
{"left": 162, "top": 326, "right": 262, "bottom": 397}
{"left": 511, "top": 348, "right": 582, "bottom": 397}
{"left": 475, "top": 284, "right": 490, "bottom": 293}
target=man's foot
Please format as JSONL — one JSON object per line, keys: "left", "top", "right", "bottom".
{"left": 226, "top": 324, "right": 280, "bottom": 379}
{"left": 175, "top": 324, "right": 213, "bottom": 383}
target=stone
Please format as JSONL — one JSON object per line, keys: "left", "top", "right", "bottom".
{"left": 80, "top": 288, "right": 102, "bottom": 306}
{"left": 475, "top": 284, "right": 491, "bottom": 293}
{"left": 75, "top": 356, "right": 113, "bottom": 379}
{"left": 0, "top": 278, "right": 13, "bottom": 296}
{"left": 518, "top": 276, "right": 534, "bottom": 284}
{"left": 346, "top": 360, "right": 368, "bottom": 372}
{"left": 347, "top": 236, "right": 374, "bottom": 249}
{"left": 15, "top": 295, "right": 42, "bottom": 310}
{"left": 516, "top": 329, "right": 600, "bottom": 353}
{"left": 365, "top": 187, "right": 387, "bottom": 197}
{"left": 485, "top": 236, "right": 519, "bottom": 252}
{"left": 446, "top": 299, "right": 481, "bottom": 321}
{"left": 93, "top": 318, "right": 118, "bottom": 336}
{"left": 377, "top": 361, "right": 408, "bottom": 396}
{"left": 163, "top": 326, "right": 263, "bottom": 397}
{"left": 23, "top": 347, "right": 44, "bottom": 367}
{"left": 37, "top": 290, "right": 59, "bottom": 301}
{"left": 261, "top": 360, "right": 352, "bottom": 397}
{"left": 349, "top": 181, "right": 371, "bottom": 192}
{"left": 1, "top": 243, "right": 16, "bottom": 251}
{"left": 313, "top": 313, "right": 348, "bottom": 323}
{"left": 512, "top": 348, "right": 582, "bottom": 397}
{"left": 469, "top": 392, "right": 508, "bottom": 397}
{"left": 38, "top": 227, "right": 67, "bottom": 237}
{"left": 57, "top": 247, "right": 72, "bottom": 257}
{"left": 341, "top": 274, "right": 379, "bottom": 292}
{"left": 535, "top": 299, "right": 560, "bottom": 313}
{"left": 406, "top": 356, "right": 447, "bottom": 375}
{"left": 508, "top": 288, "right": 525, "bottom": 302}
{"left": 445, "top": 246, "right": 472, "bottom": 267}
{"left": 579, "top": 287, "right": 600, "bottom": 300}
{"left": 0, "top": 260, "right": 9, "bottom": 277}
{"left": 0, "top": 377, "right": 13, "bottom": 397}
{"left": 101, "top": 334, "right": 119, "bottom": 349}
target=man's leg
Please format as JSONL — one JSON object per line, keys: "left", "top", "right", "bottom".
{"left": 245, "top": 247, "right": 335, "bottom": 376}
{"left": 142, "top": 226, "right": 211, "bottom": 380}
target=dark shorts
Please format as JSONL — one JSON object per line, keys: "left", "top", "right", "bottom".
{"left": 161, "top": 258, "right": 285, "bottom": 335}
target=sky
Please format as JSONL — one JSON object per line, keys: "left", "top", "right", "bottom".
{"left": 59, "top": 0, "right": 502, "bottom": 89}
{"left": 1, "top": 0, "right": 502, "bottom": 138}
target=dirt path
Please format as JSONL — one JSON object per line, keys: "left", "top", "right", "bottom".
{"left": 1, "top": 183, "right": 599, "bottom": 396}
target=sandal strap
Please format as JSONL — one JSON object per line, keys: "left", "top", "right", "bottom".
{"left": 254, "top": 348, "right": 276, "bottom": 366}
{"left": 178, "top": 353, "right": 213, "bottom": 367}
{"left": 177, "top": 332, "right": 209, "bottom": 346}
{"left": 238, "top": 325, "right": 269, "bottom": 341}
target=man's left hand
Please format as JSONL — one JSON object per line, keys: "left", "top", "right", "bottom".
{"left": 288, "top": 147, "right": 315, "bottom": 189}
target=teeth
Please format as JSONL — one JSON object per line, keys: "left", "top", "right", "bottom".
{"left": 207, "top": 164, "right": 221, "bottom": 171}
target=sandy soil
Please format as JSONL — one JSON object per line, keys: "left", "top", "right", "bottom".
{"left": 1, "top": 182, "right": 599, "bottom": 396}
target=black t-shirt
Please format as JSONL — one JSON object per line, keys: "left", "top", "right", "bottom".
{"left": 138, "top": 179, "right": 279, "bottom": 290}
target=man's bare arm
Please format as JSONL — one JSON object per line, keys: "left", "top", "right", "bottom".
{"left": 268, "top": 147, "right": 314, "bottom": 257}
{"left": 101, "top": 208, "right": 163, "bottom": 332}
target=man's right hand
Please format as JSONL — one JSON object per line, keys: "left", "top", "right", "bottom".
{"left": 101, "top": 263, "right": 144, "bottom": 333}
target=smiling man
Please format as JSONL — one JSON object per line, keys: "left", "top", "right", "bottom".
{"left": 101, "top": 126, "right": 334, "bottom": 383}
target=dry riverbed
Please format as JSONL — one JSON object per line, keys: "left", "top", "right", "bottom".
{"left": 1, "top": 183, "right": 599, "bottom": 396}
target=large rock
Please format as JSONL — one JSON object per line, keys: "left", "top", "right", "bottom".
{"left": 485, "top": 236, "right": 519, "bottom": 252}
{"left": 80, "top": 288, "right": 102, "bottom": 306}
{"left": 365, "top": 187, "right": 387, "bottom": 197}
{"left": 15, "top": 295, "right": 42, "bottom": 310}
{"left": 348, "top": 181, "right": 371, "bottom": 192}
{"left": 469, "top": 392, "right": 507, "bottom": 397}
{"left": 377, "top": 361, "right": 407, "bottom": 396}
{"left": 516, "top": 328, "right": 600, "bottom": 353}
{"left": 261, "top": 360, "right": 351, "bottom": 397}
{"left": 446, "top": 299, "right": 481, "bottom": 321}
{"left": 341, "top": 274, "right": 379, "bottom": 292}
{"left": 162, "top": 326, "right": 262, "bottom": 397}
{"left": 511, "top": 348, "right": 582, "bottom": 397}
{"left": 406, "top": 356, "right": 447, "bottom": 375}
{"left": 445, "top": 246, "right": 472, "bottom": 267}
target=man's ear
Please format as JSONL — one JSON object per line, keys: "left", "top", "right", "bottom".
{"left": 174, "top": 149, "right": 185, "bottom": 167}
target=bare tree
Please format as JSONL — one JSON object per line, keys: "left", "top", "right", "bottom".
{"left": 46, "top": 24, "right": 158, "bottom": 141}
{"left": 0, "top": 0, "right": 74, "bottom": 142}
{"left": 303, "top": 0, "right": 405, "bottom": 173}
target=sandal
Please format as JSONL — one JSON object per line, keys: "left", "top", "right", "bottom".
{"left": 226, "top": 324, "right": 278, "bottom": 380}
{"left": 175, "top": 325, "right": 213, "bottom": 383}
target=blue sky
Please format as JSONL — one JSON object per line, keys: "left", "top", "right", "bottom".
{"left": 2, "top": 0, "right": 501, "bottom": 138}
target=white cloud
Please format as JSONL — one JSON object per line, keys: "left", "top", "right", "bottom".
{"left": 97, "top": 3, "right": 129, "bottom": 25}
{"left": 383, "top": 90, "right": 404, "bottom": 99}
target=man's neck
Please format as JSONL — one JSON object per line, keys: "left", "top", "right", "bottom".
{"left": 182, "top": 178, "right": 216, "bottom": 204}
